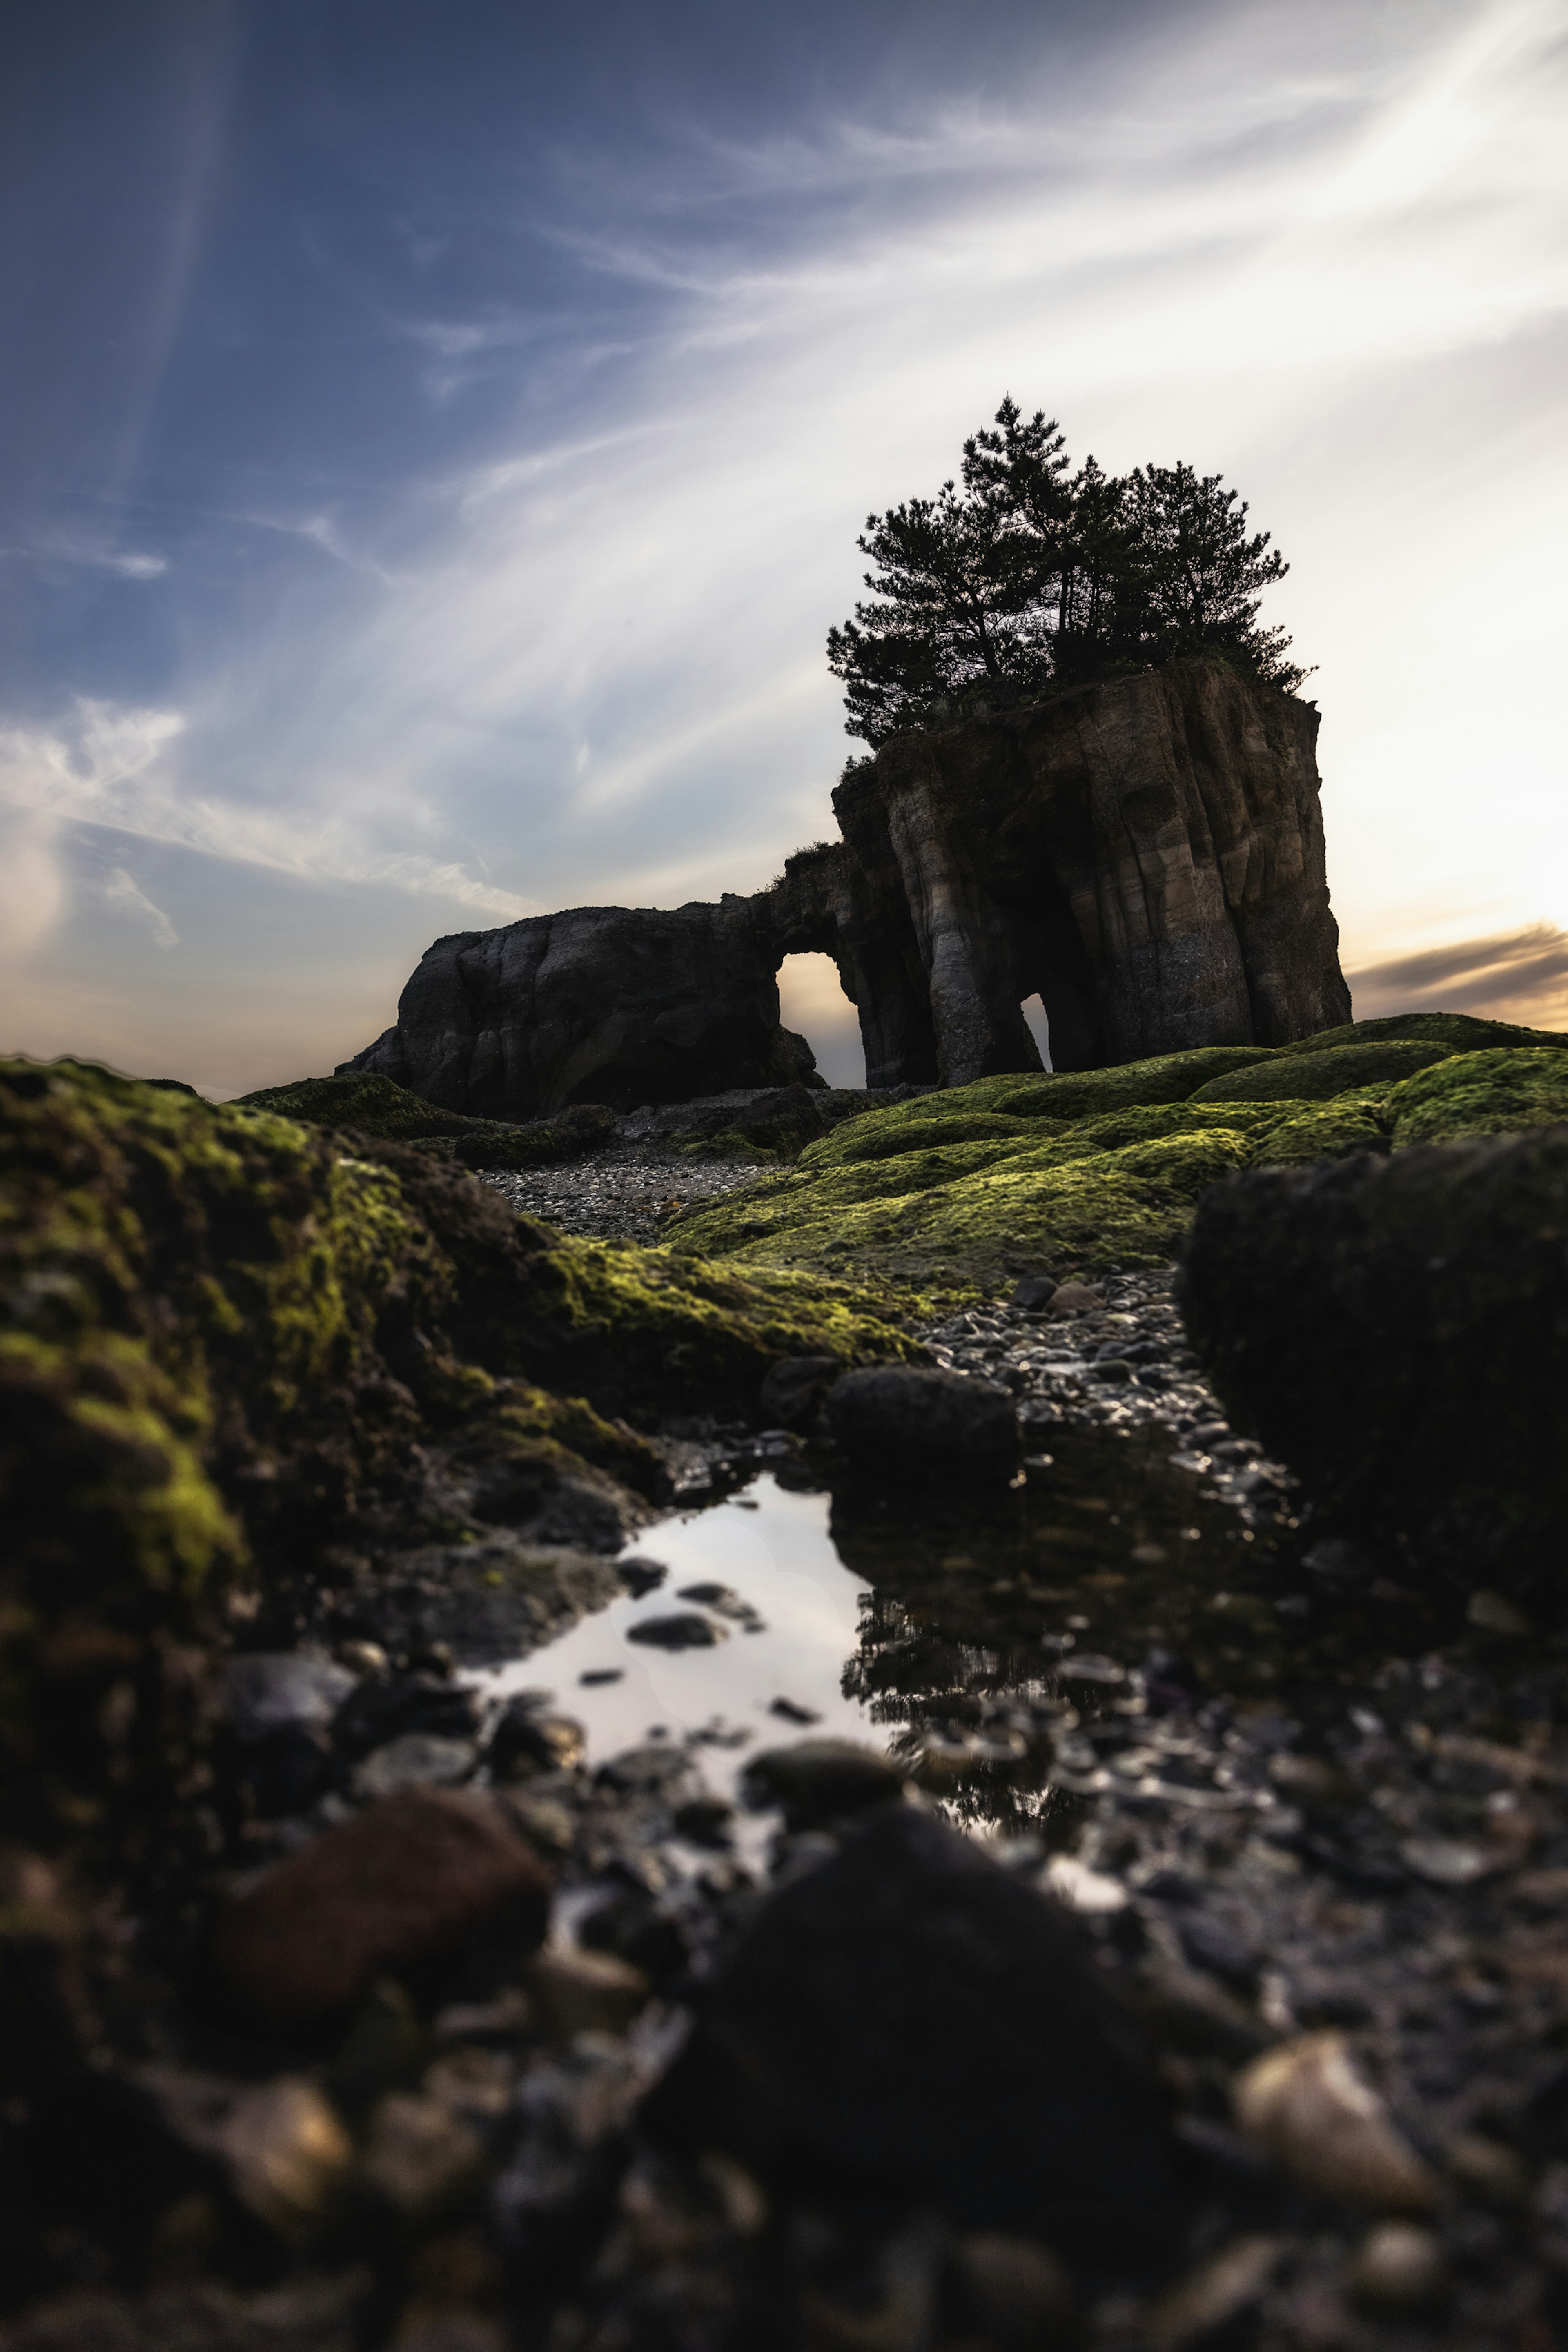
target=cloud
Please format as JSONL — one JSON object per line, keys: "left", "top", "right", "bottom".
{"left": 0, "top": 804, "right": 64, "bottom": 963}
{"left": 0, "top": 700, "right": 537, "bottom": 940}
{"left": 104, "top": 866, "right": 179, "bottom": 948}
{"left": 1347, "top": 922, "right": 1568, "bottom": 1026}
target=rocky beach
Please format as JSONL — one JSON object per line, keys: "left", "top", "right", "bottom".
{"left": 6, "top": 996, "right": 1568, "bottom": 2352}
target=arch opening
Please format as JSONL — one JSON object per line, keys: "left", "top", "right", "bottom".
{"left": 777, "top": 951, "right": 865, "bottom": 1089}
{"left": 1020, "top": 992, "right": 1052, "bottom": 1071}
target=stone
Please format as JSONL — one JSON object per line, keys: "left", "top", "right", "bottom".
{"left": 1468, "top": 1588, "right": 1531, "bottom": 1635}
{"left": 1347, "top": 2222, "right": 1450, "bottom": 2314}
{"left": 949, "top": 2234, "right": 1075, "bottom": 2347}
{"left": 758, "top": 1354, "right": 842, "bottom": 1431}
{"left": 522, "top": 1947, "right": 651, "bottom": 2042}
{"left": 1047, "top": 1281, "right": 1102, "bottom": 1316}
{"left": 1144, "top": 2234, "right": 1283, "bottom": 2351}
{"left": 212, "top": 1790, "right": 551, "bottom": 2026}
{"left": 486, "top": 1697, "right": 586, "bottom": 1780}
{"left": 360, "top": 2091, "right": 486, "bottom": 2221}
{"left": 341, "top": 662, "right": 1349, "bottom": 1114}
{"left": 826, "top": 1366, "right": 1022, "bottom": 1482}
{"left": 625, "top": 1612, "right": 727, "bottom": 1650}
{"left": 217, "top": 2078, "right": 355, "bottom": 2237}
{"left": 351, "top": 1733, "right": 478, "bottom": 1800}
{"left": 332, "top": 1673, "right": 481, "bottom": 1761}
{"left": 641, "top": 1804, "right": 1172, "bottom": 2240}
{"left": 1232, "top": 2033, "right": 1437, "bottom": 2211}
{"left": 224, "top": 1653, "right": 355, "bottom": 1742}
{"left": 1010, "top": 1274, "right": 1059, "bottom": 1310}
{"left": 739, "top": 1739, "right": 909, "bottom": 1829}
{"left": 617, "top": 1557, "right": 667, "bottom": 1598}
{"left": 1178, "top": 1127, "right": 1568, "bottom": 1587}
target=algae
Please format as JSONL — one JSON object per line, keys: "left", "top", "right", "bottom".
{"left": 233, "top": 1071, "right": 617, "bottom": 1168}
{"left": 1187, "top": 1040, "right": 1449, "bottom": 1103}
{"left": 1383, "top": 1047, "right": 1568, "bottom": 1149}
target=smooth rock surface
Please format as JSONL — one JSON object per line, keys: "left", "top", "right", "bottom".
{"left": 827, "top": 1365, "right": 1022, "bottom": 1481}
{"left": 641, "top": 1804, "right": 1172, "bottom": 2240}
{"left": 212, "top": 1791, "right": 551, "bottom": 2025}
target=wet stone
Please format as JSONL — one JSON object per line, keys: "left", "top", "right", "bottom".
{"left": 827, "top": 1365, "right": 1022, "bottom": 1483}
{"left": 626, "top": 1611, "right": 727, "bottom": 1650}
{"left": 739, "top": 1739, "right": 909, "bottom": 1830}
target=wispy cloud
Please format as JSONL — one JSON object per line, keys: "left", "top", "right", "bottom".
{"left": 104, "top": 866, "right": 179, "bottom": 948}
{"left": 1348, "top": 922, "right": 1568, "bottom": 1026}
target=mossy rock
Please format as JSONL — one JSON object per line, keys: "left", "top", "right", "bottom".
{"left": 1289, "top": 1011, "right": 1568, "bottom": 1056}
{"left": 1383, "top": 1048, "right": 1568, "bottom": 1149}
{"left": 234, "top": 1073, "right": 617, "bottom": 1168}
{"left": 1251, "top": 1099, "right": 1392, "bottom": 1165}
{"left": 1187, "top": 1040, "right": 1450, "bottom": 1104}
{"left": 0, "top": 1057, "right": 915, "bottom": 1866}
{"left": 234, "top": 1070, "right": 479, "bottom": 1139}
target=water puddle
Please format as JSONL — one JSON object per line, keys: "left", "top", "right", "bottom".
{"left": 478, "top": 1425, "right": 1475, "bottom": 1820}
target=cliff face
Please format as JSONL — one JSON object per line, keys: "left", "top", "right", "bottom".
{"left": 345, "top": 660, "right": 1350, "bottom": 1112}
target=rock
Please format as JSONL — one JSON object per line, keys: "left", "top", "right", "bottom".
{"left": 617, "top": 1557, "right": 667, "bottom": 1598}
{"left": 1047, "top": 1281, "right": 1102, "bottom": 1316}
{"left": 522, "top": 1947, "right": 651, "bottom": 2042}
{"left": 625, "top": 1612, "right": 727, "bottom": 1651}
{"left": 758, "top": 1354, "right": 842, "bottom": 1430}
{"left": 826, "top": 1366, "right": 1021, "bottom": 1482}
{"left": 675, "top": 1581, "right": 764, "bottom": 1630}
{"left": 1177, "top": 1912, "right": 1262, "bottom": 1993}
{"left": 1398, "top": 1836, "right": 1496, "bottom": 1888}
{"left": 360, "top": 2091, "right": 486, "bottom": 2221}
{"left": 1178, "top": 1127, "right": 1568, "bottom": 1586}
{"left": 949, "top": 2234, "right": 1075, "bottom": 2347}
{"left": 486, "top": 1699, "right": 586, "bottom": 1780}
{"left": 351, "top": 1733, "right": 479, "bottom": 1800}
{"left": 331, "top": 1672, "right": 482, "bottom": 1761}
{"left": 739, "top": 1740, "right": 910, "bottom": 1829}
{"left": 1468, "top": 1588, "right": 1531, "bottom": 1635}
{"left": 342, "top": 663, "right": 1348, "bottom": 1115}
{"left": 1348, "top": 2221, "right": 1450, "bottom": 2314}
{"left": 212, "top": 1790, "right": 551, "bottom": 2026}
{"left": 218, "top": 2079, "right": 355, "bottom": 2238}
{"left": 339, "top": 901, "right": 823, "bottom": 1117}
{"left": 1144, "top": 2234, "right": 1283, "bottom": 2350}
{"left": 1232, "top": 2033, "right": 1437, "bottom": 2211}
{"left": 641, "top": 1804, "right": 1173, "bottom": 2241}
{"left": 224, "top": 1653, "right": 356, "bottom": 1741}
{"left": 1010, "top": 1274, "right": 1059, "bottom": 1310}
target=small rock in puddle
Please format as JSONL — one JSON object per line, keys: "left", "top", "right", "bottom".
{"left": 676, "top": 1580, "right": 766, "bottom": 1631}
{"left": 626, "top": 1610, "right": 728, "bottom": 1650}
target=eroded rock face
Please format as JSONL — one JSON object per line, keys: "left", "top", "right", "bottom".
{"left": 345, "top": 899, "right": 823, "bottom": 1118}
{"left": 345, "top": 661, "right": 1350, "bottom": 1114}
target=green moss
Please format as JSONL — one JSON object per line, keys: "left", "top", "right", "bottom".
{"left": 1251, "top": 1099, "right": 1393, "bottom": 1165}
{"left": 1383, "top": 1048, "right": 1568, "bottom": 1148}
{"left": 1187, "top": 1040, "right": 1450, "bottom": 1103}
{"left": 234, "top": 1071, "right": 477, "bottom": 1138}
{"left": 1290, "top": 1011, "right": 1568, "bottom": 1056}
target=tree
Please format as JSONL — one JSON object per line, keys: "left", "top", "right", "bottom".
{"left": 827, "top": 400, "right": 1305, "bottom": 743}
{"left": 1123, "top": 462, "right": 1304, "bottom": 691}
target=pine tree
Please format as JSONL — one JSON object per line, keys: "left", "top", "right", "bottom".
{"left": 827, "top": 401, "right": 1305, "bottom": 743}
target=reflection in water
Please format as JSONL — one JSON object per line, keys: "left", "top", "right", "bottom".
{"left": 495, "top": 1427, "right": 1473, "bottom": 1824}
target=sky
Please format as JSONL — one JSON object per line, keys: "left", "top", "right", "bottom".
{"left": 2, "top": 0, "right": 1565, "bottom": 1098}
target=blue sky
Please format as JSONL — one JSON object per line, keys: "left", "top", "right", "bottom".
{"left": 2, "top": 0, "right": 1566, "bottom": 1094}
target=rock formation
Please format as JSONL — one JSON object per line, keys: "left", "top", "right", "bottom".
{"left": 344, "top": 659, "right": 1351, "bottom": 1116}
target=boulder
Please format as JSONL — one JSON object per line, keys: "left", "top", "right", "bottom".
{"left": 827, "top": 1365, "right": 1022, "bottom": 1482}
{"left": 211, "top": 1789, "right": 551, "bottom": 2025}
{"left": 1177, "top": 1125, "right": 1568, "bottom": 1587}
{"left": 640, "top": 1804, "right": 1172, "bottom": 2242}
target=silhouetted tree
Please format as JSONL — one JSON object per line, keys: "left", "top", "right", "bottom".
{"left": 828, "top": 398, "right": 1305, "bottom": 744}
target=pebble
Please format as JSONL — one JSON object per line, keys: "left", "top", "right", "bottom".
{"left": 626, "top": 1611, "right": 728, "bottom": 1650}
{"left": 352, "top": 1732, "right": 478, "bottom": 1800}
{"left": 523, "top": 1947, "right": 651, "bottom": 2042}
{"left": 361, "top": 2091, "right": 486, "bottom": 2221}
{"left": 1348, "top": 2221, "right": 1451, "bottom": 2314}
{"left": 223, "top": 1653, "right": 355, "bottom": 1741}
{"left": 212, "top": 1789, "right": 551, "bottom": 2025}
{"left": 219, "top": 2078, "right": 354, "bottom": 2237}
{"left": 1145, "top": 2233, "right": 1283, "bottom": 2350}
{"left": 1232, "top": 2033, "right": 1438, "bottom": 2212}
{"left": 739, "top": 1738, "right": 910, "bottom": 1829}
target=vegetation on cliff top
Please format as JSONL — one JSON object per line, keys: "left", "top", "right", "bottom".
{"left": 234, "top": 1071, "right": 617, "bottom": 1168}
{"left": 667, "top": 1014, "right": 1568, "bottom": 1287}
{"left": 827, "top": 395, "right": 1305, "bottom": 745}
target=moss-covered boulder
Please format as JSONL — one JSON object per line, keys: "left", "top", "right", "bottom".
{"left": 1177, "top": 1127, "right": 1568, "bottom": 1586}
{"left": 668, "top": 1018, "right": 1568, "bottom": 1287}
{"left": 233, "top": 1072, "right": 618, "bottom": 1168}
{"left": 0, "top": 1058, "right": 915, "bottom": 1870}
{"left": 1382, "top": 1047, "right": 1568, "bottom": 1149}
{"left": 1187, "top": 1040, "right": 1450, "bottom": 1103}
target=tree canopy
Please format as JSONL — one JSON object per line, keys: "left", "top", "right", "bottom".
{"left": 827, "top": 397, "right": 1305, "bottom": 745}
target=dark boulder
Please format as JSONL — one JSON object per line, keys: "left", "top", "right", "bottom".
{"left": 739, "top": 1738, "right": 910, "bottom": 1829}
{"left": 828, "top": 1365, "right": 1022, "bottom": 1482}
{"left": 758, "top": 1354, "right": 842, "bottom": 1431}
{"left": 1178, "top": 1126, "right": 1568, "bottom": 1588}
{"left": 641, "top": 1804, "right": 1172, "bottom": 2243}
